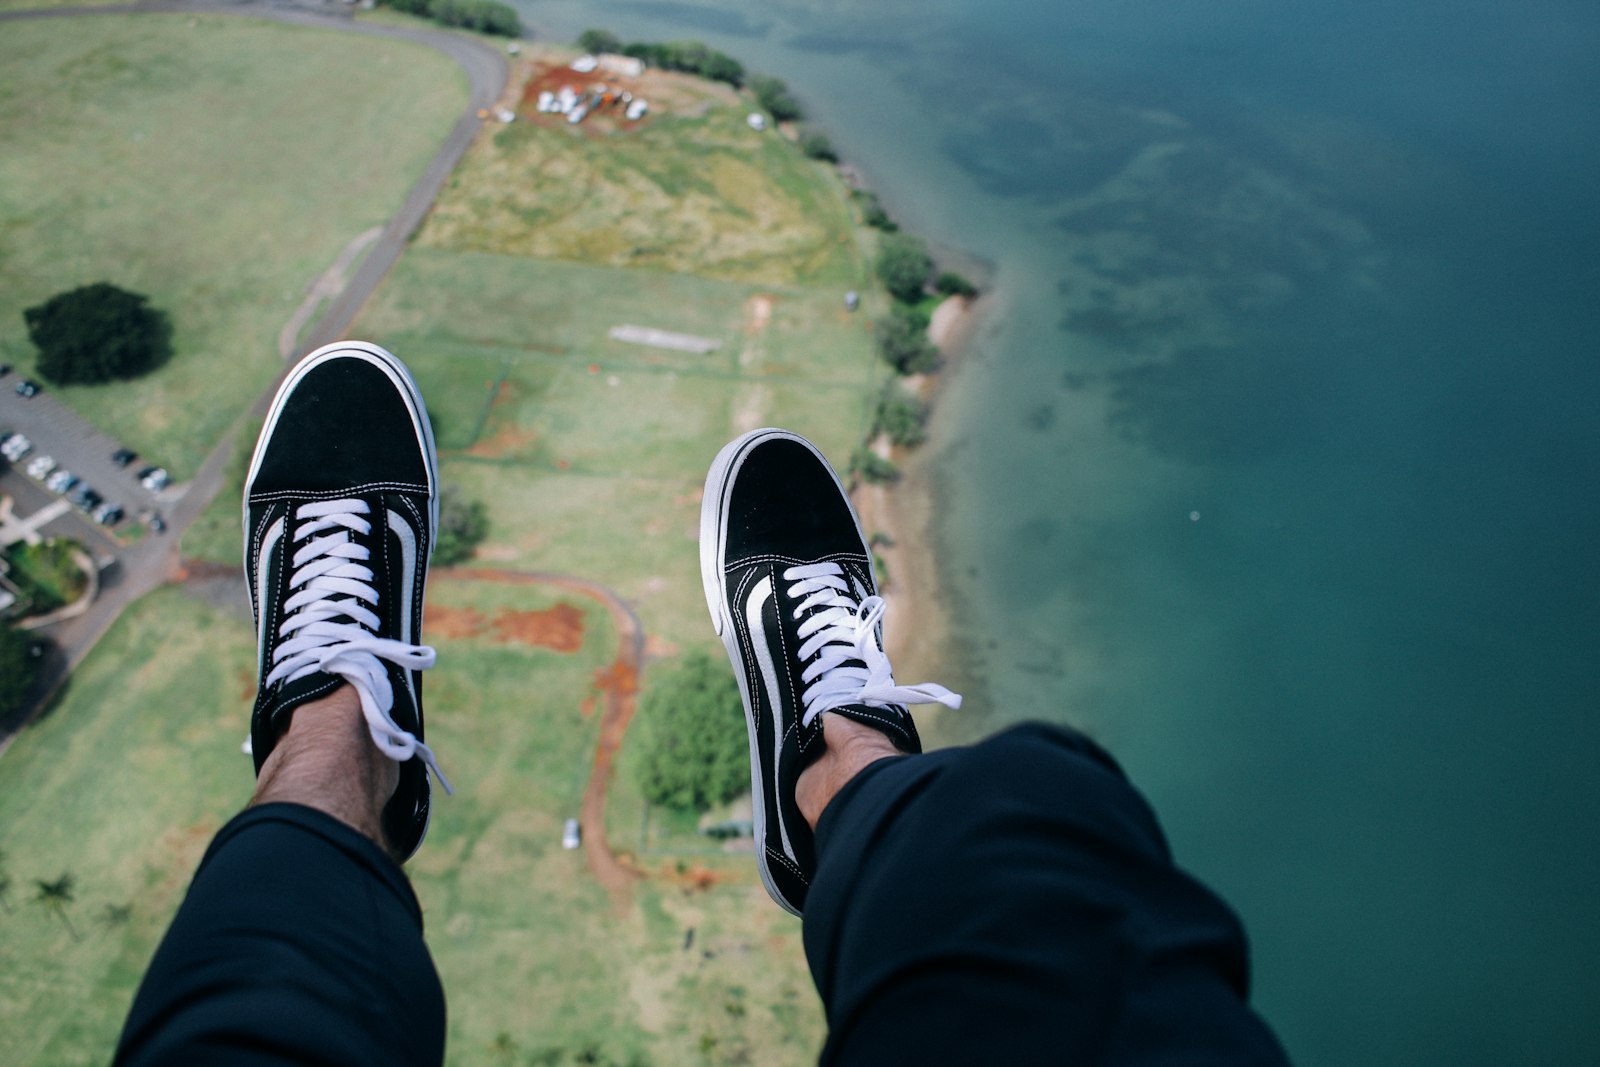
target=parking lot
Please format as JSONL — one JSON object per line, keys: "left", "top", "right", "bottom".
{"left": 0, "top": 369, "right": 178, "bottom": 551}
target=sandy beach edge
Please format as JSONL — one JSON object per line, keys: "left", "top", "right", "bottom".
{"left": 851, "top": 293, "right": 988, "bottom": 724}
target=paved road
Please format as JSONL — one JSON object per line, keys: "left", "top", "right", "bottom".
{"left": 0, "top": 0, "right": 511, "bottom": 750}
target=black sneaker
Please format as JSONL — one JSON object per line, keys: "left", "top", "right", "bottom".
{"left": 699, "top": 428, "right": 960, "bottom": 915}
{"left": 244, "top": 341, "right": 449, "bottom": 861}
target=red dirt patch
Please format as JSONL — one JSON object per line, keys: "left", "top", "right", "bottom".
{"left": 466, "top": 425, "right": 540, "bottom": 458}
{"left": 424, "top": 602, "right": 585, "bottom": 652}
{"left": 660, "top": 860, "right": 732, "bottom": 892}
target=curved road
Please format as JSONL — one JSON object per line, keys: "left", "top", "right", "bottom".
{"left": 0, "top": 0, "right": 509, "bottom": 750}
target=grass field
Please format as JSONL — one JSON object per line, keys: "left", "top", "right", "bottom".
{"left": 7, "top": 26, "right": 899, "bottom": 1067}
{"left": 419, "top": 61, "right": 865, "bottom": 290}
{"left": 0, "top": 579, "right": 826, "bottom": 1065}
{"left": 0, "top": 14, "right": 465, "bottom": 479}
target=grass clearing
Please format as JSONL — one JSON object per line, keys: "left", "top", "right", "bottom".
{"left": 9, "top": 19, "right": 898, "bottom": 1066}
{"left": 419, "top": 57, "right": 865, "bottom": 290}
{"left": 0, "top": 15, "right": 465, "bottom": 478}
{"left": 0, "top": 578, "right": 824, "bottom": 1065}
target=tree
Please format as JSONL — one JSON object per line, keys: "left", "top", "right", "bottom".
{"left": 875, "top": 304, "right": 940, "bottom": 375}
{"left": 24, "top": 283, "right": 172, "bottom": 385}
{"left": 429, "top": 0, "right": 520, "bottom": 36}
{"left": 434, "top": 486, "right": 488, "bottom": 566}
{"left": 935, "top": 271, "right": 978, "bottom": 298}
{"left": 0, "top": 622, "right": 40, "bottom": 719}
{"left": 577, "top": 28, "right": 623, "bottom": 54}
{"left": 856, "top": 190, "right": 897, "bottom": 232}
{"left": 633, "top": 651, "right": 747, "bottom": 812}
{"left": 849, "top": 448, "right": 900, "bottom": 485}
{"left": 799, "top": 129, "right": 838, "bottom": 162}
{"left": 874, "top": 233, "right": 933, "bottom": 304}
{"left": 873, "top": 384, "right": 930, "bottom": 447}
{"left": 34, "top": 872, "right": 79, "bottom": 941}
{"left": 751, "top": 75, "right": 802, "bottom": 122}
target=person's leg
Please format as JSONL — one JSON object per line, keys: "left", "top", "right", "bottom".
{"left": 801, "top": 717, "right": 1289, "bottom": 1065}
{"left": 700, "top": 427, "right": 1285, "bottom": 1063}
{"left": 115, "top": 690, "right": 445, "bottom": 1067}
{"left": 116, "top": 342, "right": 451, "bottom": 1064}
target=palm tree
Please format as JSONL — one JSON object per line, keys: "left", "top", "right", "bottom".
{"left": 34, "top": 872, "right": 79, "bottom": 941}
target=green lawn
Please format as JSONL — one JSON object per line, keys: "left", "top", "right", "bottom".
{"left": 0, "top": 14, "right": 466, "bottom": 479}
{"left": 0, "top": 580, "right": 826, "bottom": 1065}
{"left": 5, "top": 20, "right": 904, "bottom": 1067}
{"left": 419, "top": 78, "right": 866, "bottom": 290}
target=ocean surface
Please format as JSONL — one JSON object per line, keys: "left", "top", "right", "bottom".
{"left": 519, "top": 1, "right": 1600, "bottom": 1061}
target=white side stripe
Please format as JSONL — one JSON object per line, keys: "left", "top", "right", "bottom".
{"left": 388, "top": 508, "right": 420, "bottom": 709}
{"left": 746, "top": 576, "right": 795, "bottom": 862}
{"left": 257, "top": 517, "right": 283, "bottom": 678}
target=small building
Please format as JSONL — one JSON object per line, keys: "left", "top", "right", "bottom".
{"left": 597, "top": 53, "right": 645, "bottom": 78}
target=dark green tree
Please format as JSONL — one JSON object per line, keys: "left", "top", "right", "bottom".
{"left": 873, "top": 384, "right": 930, "bottom": 447}
{"left": 751, "top": 75, "right": 802, "bottom": 122}
{"left": 634, "top": 651, "right": 747, "bottom": 812}
{"left": 577, "top": 28, "right": 623, "bottom": 54}
{"left": 24, "top": 283, "right": 172, "bottom": 385}
{"left": 849, "top": 448, "right": 900, "bottom": 485}
{"left": 800, "top": 129, "right": 838, "bottom": 162}
{"left": 935, "top": 271, "right": 978, "bottom": 298}
{"left": 874, "top": 304, "right": 940, "bottom": 375}
{"left": 434, "top": 487, "right": 488, "bottom": 566}
{"left": 874, "top": 233, "right": 933, "bottom": 304}
{"left": 856, "top": 190, "right": 897, "bottom": 232}
{"left": 34, "top": 872, "right": 79, "bottom": 942}
{"left": 429, "top": 0, "right": 520, "bottom": 36}
{"left": 0, "top": 622, "right": 40, "bottom": 719}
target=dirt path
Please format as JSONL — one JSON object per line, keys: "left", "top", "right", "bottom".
{"left": 438, "top": 567, "right": 645, "bottom": 909}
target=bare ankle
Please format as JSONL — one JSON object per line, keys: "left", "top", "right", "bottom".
{"left": 252, "top": 686, "right": 399, "bottom": 853}
{"left": 795, "top": 715, "right": 905, "bottom": 830}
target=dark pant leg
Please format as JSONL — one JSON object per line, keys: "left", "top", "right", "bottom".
{"left": 115, "top": 803, "right": 445, "bottom": 1067}
{"left": 804, "top": 722, "right": 1288, "bottom": 1065}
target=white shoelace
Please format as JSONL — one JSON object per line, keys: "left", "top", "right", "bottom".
{"left": 265, "top": 498, "right": 452, "bottom": 793}
{"left": 783, "top": 561, "right": 962, "bottom": 727}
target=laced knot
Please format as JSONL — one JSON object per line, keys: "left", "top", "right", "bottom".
{"left": 266, "top": 498, "right": 451, "bottom": 793}
{"left": 783, "top": 561, "right": 962, "bottom": 727}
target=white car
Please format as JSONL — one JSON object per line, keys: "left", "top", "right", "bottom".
{"left": 46, "top": 468, "right": 77, "bottom": 494}
{"left": 0, "top": 433, "right": 31, "bottom": 462}
{"left": 562, "top": 818, "right": 582, "bottom": 850}
{"left": 26, "top": 454, "right": 55, "bottom": 480}
{"left": 139, "top": 467, "right": 170, "bottom": 492}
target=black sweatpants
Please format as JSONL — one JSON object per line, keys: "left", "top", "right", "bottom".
{"left": 805, "top": 723, "right": 1288, "bottom": 1063}
{"left": 114, "top": 805, "right": 445, "bottom": 1067}
{"left": 115, "top": 724, "right": 1285, "bottom": 1065}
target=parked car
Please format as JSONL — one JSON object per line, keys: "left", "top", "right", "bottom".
{"left": 147, "top": 512, "right": 167, "bottom": 534}
{"left": 46, "top": 469, "right": 77, "bottom": 494}
{"left": 111, "top": 447, "right": 138, "bottom": 468}
{"left": 562, "top": 818, "right": 582, "bottom": 850}
{"left": 138, "top": 466, "right": 170, "bottom": 492}
{"left": 92, "top": 501, "right": 124, "bottom": 526}
{"left": 70, "top": 486, "right": 103, "bottom": 512}
{"left": 1, "top": 433, "right": 31, "bottom": 462}
{"left": 15, "top": 379, "right": 41, "bottom": 398}
{"left": 25, "top": 454, "right": 56, "bottom": 480}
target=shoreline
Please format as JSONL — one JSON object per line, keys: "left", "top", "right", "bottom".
{"left": 852, "top": 293, "right": 987, "bottom": 718}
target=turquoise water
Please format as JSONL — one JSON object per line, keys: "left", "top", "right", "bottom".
{"left": 521, "top": 2, "right": 1600, "bottom": 1061}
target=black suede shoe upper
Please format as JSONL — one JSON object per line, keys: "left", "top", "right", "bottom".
{"left": 244, "top": 343, "right": 438, "bottom": 861}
